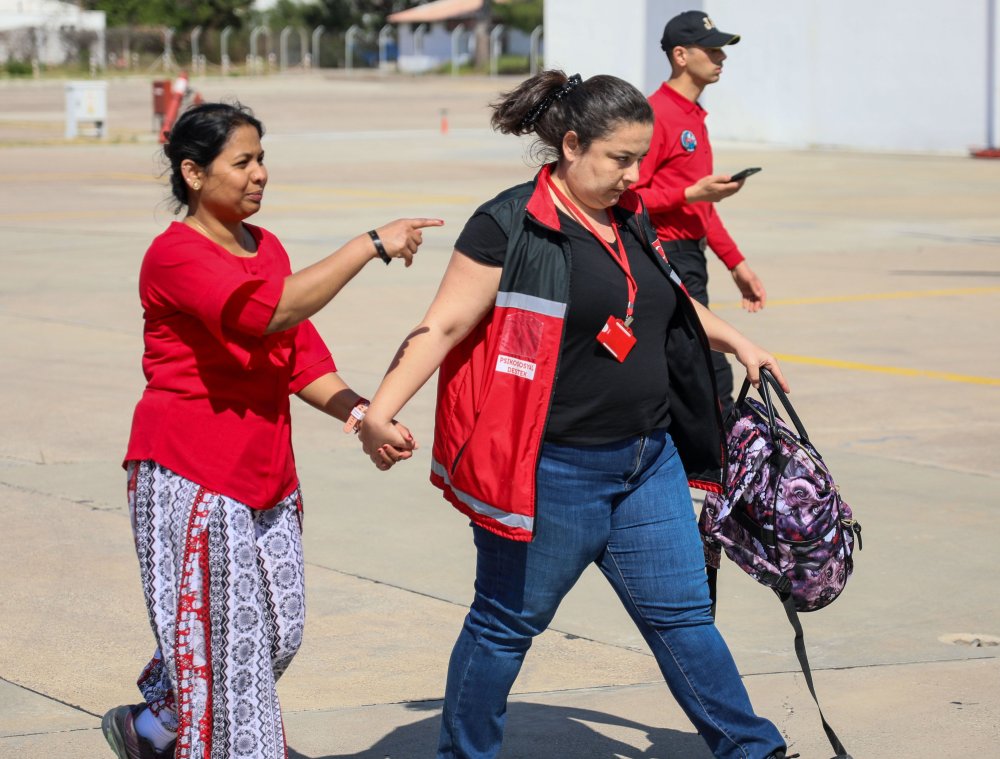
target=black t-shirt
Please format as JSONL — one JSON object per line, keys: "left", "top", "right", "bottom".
{"left": 455, "top": 209, "right": 677, "bottom": 445}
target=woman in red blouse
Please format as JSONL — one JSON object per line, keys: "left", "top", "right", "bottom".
{"left": 102, "top": 102, "right": 438, "bottom": 759}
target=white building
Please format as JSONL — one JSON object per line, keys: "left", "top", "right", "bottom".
{"left": 0, "top": 0, "right": 106, "bottom": 67}
{"left": 544, "top": 0, "right": 1000, "bottom": 153}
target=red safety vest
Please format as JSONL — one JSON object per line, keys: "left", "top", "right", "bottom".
{"left": 431, "top": 165, "right": 726, "bottom": 542}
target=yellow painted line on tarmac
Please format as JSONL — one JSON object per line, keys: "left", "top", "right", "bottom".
{"left": 0, "top": 175, "right": 474, "bottom": 205}
{"left": 0, "top": 171, "right": 157, "bottom": 183}
{"left": 0, "top": 120, "right": 60, "bottom": 128}
{"left": 715, "top": 286, "right": 1000, "bottom": 309}
{"left": 0, "top": 208, "right": 157, "bottom": 221}
{"left": 718, "top": 287, "right": 1000, "bottom": 386}
{"left": 264, "top": 183, "right": 475, "bottom": 204}
{"left": 0, "top": 177, "right": 471, "bottom": 211}
{"left": 0, "top": 199, "right": 466, "bottom": 222}
{"left": 263, "top": 200, "right": 467, "bottom": 213}
{"left": 774, "top": 353, "right": 1000, "bottom": 387}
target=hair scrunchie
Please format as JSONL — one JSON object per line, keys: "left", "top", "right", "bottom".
{"left": 518, "top": 73, "right": 583, "bottom": 130}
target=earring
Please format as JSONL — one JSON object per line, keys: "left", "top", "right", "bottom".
{"left": 191, "top": 181, "right": 201, "bottom": 190}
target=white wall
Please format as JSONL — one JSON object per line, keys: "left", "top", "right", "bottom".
{"left": 544, "top": 0, "right": 1000, "bottom": 153}
{"left": 544, "top": 0, "right": 656, "bottom": 85}
{"left": 0, "top": 0, "right": 105, "bottom": 66}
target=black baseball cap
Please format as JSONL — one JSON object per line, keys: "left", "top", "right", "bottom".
{"left": 660, "top": 10, "right": 740, "bottom": 52}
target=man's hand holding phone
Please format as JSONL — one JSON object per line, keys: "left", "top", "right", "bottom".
{"left": 685, "top": 167, "right": 762, "bottom": 204}
{"left": 729, "top": 167, "right": 762, "bottom": 182}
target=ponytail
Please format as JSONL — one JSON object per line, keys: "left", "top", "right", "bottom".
{"left": 490, "top": 69, "right": 652, "bottom": 163}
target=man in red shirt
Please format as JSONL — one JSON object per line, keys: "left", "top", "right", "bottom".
{"left": 634, "top": 10, "right": 766, "bottom": 416}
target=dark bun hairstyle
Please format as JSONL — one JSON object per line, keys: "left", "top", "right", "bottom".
{"left": 163, "top": 102, "right": 264, "bottom": 213}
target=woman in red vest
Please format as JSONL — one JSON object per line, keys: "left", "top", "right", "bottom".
{"left": 102, "top": 102, "right": 436, "bottom": 759}
{"left": 359, "top": 72, "right": 792, "bottom": 759}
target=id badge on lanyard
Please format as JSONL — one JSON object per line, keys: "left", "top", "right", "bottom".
{"left": 596, "top": 314, "right": 636, "bottom": 361}
{"left": 547, "top": 176, "right": 637, "bottom": 362}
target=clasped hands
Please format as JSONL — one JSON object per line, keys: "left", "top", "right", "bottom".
{"left": 357, "top": 412, "right": 418, "bottom": 472}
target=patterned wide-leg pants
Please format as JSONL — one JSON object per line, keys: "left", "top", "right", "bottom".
{"left": 128, "top": 460, "right": 306, "bottom": 759}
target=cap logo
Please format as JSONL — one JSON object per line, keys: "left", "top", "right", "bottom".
{"left": 680, "top": 130, "right": 697, "bottom": 152}
{"left": 703, "top": 16, "right": 716, "bottom": 30}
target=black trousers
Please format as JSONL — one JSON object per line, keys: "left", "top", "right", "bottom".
{"left": 665, "top": 244, "right": 735, "bottom": 420}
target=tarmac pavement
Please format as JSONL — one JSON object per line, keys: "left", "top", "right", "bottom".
{"left": 0, "top": 72, "right": 998, "bottom": 758}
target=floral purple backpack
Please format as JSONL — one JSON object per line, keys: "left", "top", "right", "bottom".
{"left": 699, "top": 369, "right": 861, "bottom": 759}
{"left": 699, "top": 370, "right": 862, "bottom": 612}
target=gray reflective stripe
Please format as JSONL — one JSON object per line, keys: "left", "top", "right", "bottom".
{"left": 669, "top": 270, "right": 684, "bottom": 289}
{"left": 431, "top": 458, "right": 535, "bottom": 532}
{"left": 496, "top": 291, "right": 566, "bottom": 319}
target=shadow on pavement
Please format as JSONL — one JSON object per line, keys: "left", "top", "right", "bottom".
{"left": 289, "top": 700, "right": 711, "bottom": 758}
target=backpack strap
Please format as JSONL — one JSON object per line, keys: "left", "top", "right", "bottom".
{"left": 731, "top": 508, "right": 778, "bottom": 548}
{"left": 738, "top": 368, "right": 812, "bottom": 446}
{"left": 778, "top": 592, "right": 854, "bottom": 759}
{"left": 707, "top": 571, "right": 854, "bottom": 759}
{"left": 707, "top": 564, "right": 719, "bottom": 619}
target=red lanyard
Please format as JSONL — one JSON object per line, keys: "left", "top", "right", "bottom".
{"left": 546, "top": 175, "right": 636, "bottom": 325}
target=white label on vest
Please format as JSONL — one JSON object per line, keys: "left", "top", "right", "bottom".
{"left": 496, "top": 355, "right": 536, "bottom": 380}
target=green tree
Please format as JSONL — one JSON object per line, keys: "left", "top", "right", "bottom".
{"left": 169, "top": 0, "right": 256, "bottom": 30}
{"left": 85, "top": 0, "right": 255, "bottom": 30}
{"left": 304, "top": 0, "right": 422, "bottom": 31}
{"left": 257, "top": 0, "right": 317, "bottom": 30}
{"left": 494, "top": 0, "right": 543, "bottom": 34}
{"left": 83, "top": 0, "right": 162, "bottom": 27}
{"left": 299, "top": 0, "right": 356, "bottom": 30}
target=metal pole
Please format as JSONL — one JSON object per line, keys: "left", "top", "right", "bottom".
{"left": 95, "top": 26, "right": 106, "bottom": 70}
{"left": 451, "top": 25, "right": 464, "bottom": 76}
{"left": 529, "top": 25, "right": 543, "bottom": 76}
{"left": 280, "top": 26, "right": 292, "bottom": 72}
{"left": 346, "top": 25, "right": 359, "bottom": 70}
{"left": 191, "top": 26, "right": 202, "bottom": 75}
{"left": 312, "top": 26, "right": 325, "bottom": 69}
{"left": 32, "top": 27, "right": 42, "bottom": 78}
{"left": 414, "top": 24, "right": 427, "bottom": 56}
{"left": 221, "top": 25, "right": 232, "bottom": 76}
{"left": 162, "top": 27, "right": 174, "bottom": 72}
{"left": 299, "top": 28, "right": 308, "bottom": 68}
{"left": 250, "top": 26, "right": 268, "bottom": 74}
{"left": 489, "top": 24, "right": 504, "bottom": 77}
{"left": 378, "top": 24, "right": 393, "bottom": 69}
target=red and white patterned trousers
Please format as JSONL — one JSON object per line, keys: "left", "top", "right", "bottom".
{"left": 128, "top": 460, "right": 306, "bottom": 759}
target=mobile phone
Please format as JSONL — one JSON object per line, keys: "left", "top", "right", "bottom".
{"left": 729, "top": 167, "right": 762, "bottom": 182}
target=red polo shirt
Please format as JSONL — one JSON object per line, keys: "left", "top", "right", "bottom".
{"left": 125, "top": 222, "right": 336, "bottom": 509}
{"left": 633, "top": 82, "right": 743, "bottom": 269}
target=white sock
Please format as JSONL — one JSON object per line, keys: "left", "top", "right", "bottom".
{"left": 134, "top": 706, "right": 176, "bottom": 751}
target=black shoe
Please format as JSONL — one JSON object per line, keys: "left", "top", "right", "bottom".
{"left": 101, "top": 704, "right": 175, "bottom": 759}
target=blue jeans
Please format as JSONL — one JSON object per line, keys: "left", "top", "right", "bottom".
{"left": 437, "top": 430, "right": 784, "bottom": 759}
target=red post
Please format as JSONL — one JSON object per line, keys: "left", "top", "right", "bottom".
{"left": 151, "top": 79, "right": 170, "bottom": 133}
{"left": 159, "top": 71, "right": 189, "bottom": 144}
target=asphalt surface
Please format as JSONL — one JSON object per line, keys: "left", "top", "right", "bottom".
{"left": 1, "top": 72, "right": 998, "bottom": 758}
